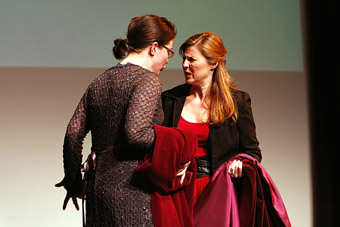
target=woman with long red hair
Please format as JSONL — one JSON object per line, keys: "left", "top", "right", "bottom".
{"left": 162, "top": 32, "right": 290, "bottom": 226}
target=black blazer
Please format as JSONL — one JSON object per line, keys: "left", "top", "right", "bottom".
{"left": 162, "top": 84, "right": 262, "bottom": 174}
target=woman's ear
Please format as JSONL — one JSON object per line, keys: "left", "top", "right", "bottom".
{"left": 210, "top": 62, "right": 219, "bottom": 71}
{"left": 149, "top": 42, "right": 159, "bottom": 56}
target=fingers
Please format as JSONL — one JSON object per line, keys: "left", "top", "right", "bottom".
{"left": 62, "top": 194, "right": 71, "bottom": 210}
{"left": 176, "top": 166, "right": 188, "bottom": 176}
{"left": 72, "top": 196, "right": 80, "bottom": 210}
{"left": 55, "top": 181, "right": 64, "bottom": 188}
{"left": 177, "top": 161, "right": 191, "bottom": 173}
{"left": 62, "top": 193, "right": 80, "bottom": 210}
{"left": 177, "top": 167, "right": 187, "bottom": 185}
{"left": 183, "top": 161, "right": 191, "bottom": 168}
{"left": 180, "top": 172, "right": 186, "bottom": 185}
{"left": 228, "top": 160, "right": 243, "bottom": 178}
{"left": 57, "top": 180, "right": 81, "bottom": 211}
{"left": 176, "top": 161, "right": 191, "bottom": 185}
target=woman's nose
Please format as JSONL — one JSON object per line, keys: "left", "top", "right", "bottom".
{"left": 182, "top": 59, "right": 189, "bottom": 68}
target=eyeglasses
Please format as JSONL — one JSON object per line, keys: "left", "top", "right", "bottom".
{"left": 162, "top": 45, "right": 175, "bottom": 58}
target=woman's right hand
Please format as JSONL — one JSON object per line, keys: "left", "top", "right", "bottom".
{"left": 176, "top": 161, "right": 191, "bottom": 185}
{"left": 55, "top": 180, "right": 82, "bottom": 210}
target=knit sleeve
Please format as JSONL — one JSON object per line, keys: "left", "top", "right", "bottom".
{"left": 62, "top": 90, "right": 90, "bottom": 193}
{"left": 125, "top": 73, "right": 163, "bottom": 149}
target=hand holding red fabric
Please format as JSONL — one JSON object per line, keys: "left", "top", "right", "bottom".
{"left": 136, "top": 125, "right": 198, "bottom": 227}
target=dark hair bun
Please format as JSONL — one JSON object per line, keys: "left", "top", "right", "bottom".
{"left": 112, "top": 38, "right": 128, "bottom": 59}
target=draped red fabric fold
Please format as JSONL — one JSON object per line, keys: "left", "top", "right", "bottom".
{"left": 194, "top": 154, "right": 291, "bottom": 227}
{"left": 136, "top": 125, "right": 198, "bottom": 227}
{"left": 235, "top": 154, "right": 291, "bottom": 227}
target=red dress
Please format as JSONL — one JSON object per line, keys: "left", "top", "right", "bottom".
{"left": 177, "top": 116, "right": 210, "bottom": 204}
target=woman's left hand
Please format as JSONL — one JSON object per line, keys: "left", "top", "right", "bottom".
{"left": 176, "top": 161, "right": 191, "bottom": 185}
{"left": 228, "top": 159, "right": 243, "bottom": 178}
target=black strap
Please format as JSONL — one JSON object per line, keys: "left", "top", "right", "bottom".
{"left": 82, "top": 180, "right": 87, "bottom": 227}
{"left": 81, "top": 152, "right": 96, "bottom": 227}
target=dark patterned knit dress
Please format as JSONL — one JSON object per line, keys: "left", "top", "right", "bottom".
{"left": 61, "top": 63, "right": 163, "bottom": 226}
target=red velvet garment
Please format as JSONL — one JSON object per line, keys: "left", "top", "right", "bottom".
{"left": 194, "top": 154, "right": 291, "bottom": 227}
{"left": 136, "top": 125, "right": 198, "bottom": 227}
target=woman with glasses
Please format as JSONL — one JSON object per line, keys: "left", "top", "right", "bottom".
{"left": 56, "top": 14, "right": 176, "bottom": 226}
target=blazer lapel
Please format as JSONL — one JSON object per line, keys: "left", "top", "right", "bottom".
{"left": 173, "top": 95, "right": 186, "bottom": 127}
